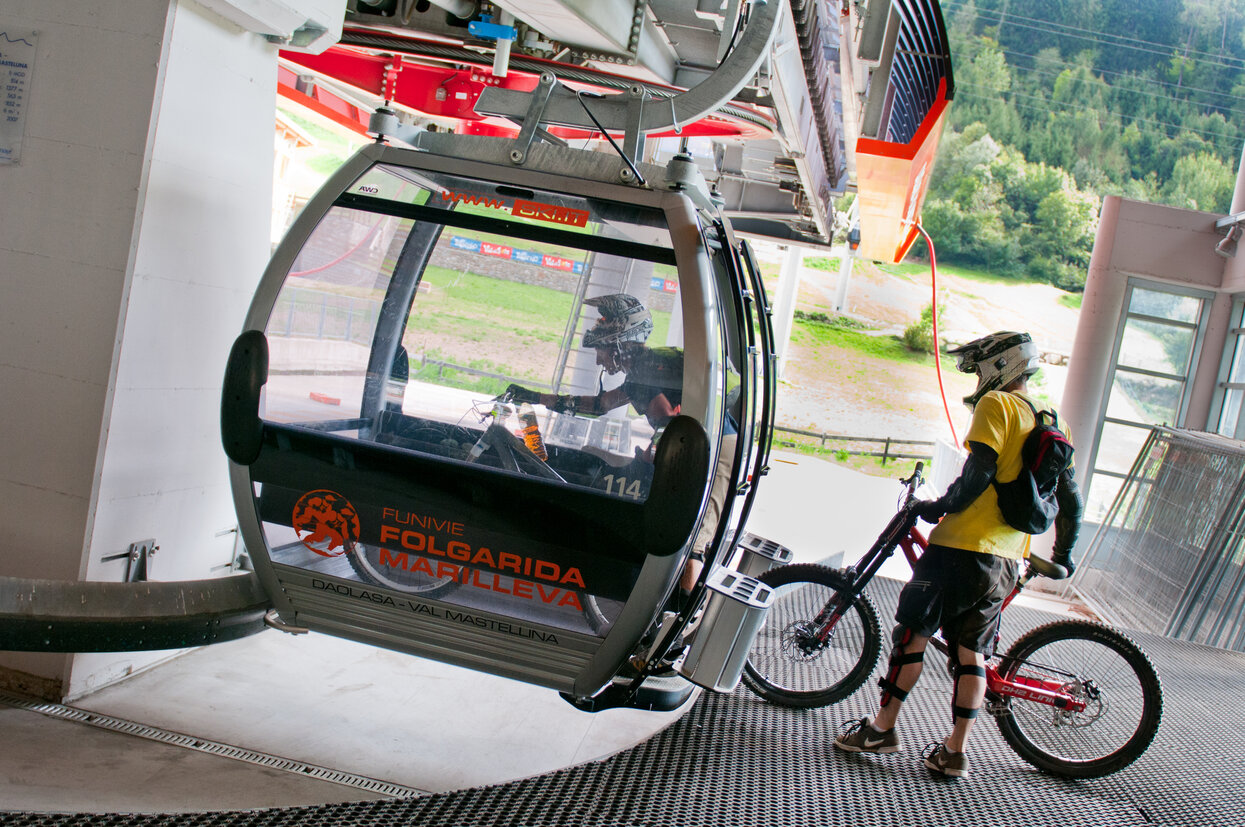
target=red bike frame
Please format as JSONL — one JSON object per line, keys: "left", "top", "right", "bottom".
{"left": 816, "top": 513, "right": 1080, "bottom": 712}
{"left": 896, "top": 523, "right": 1086, "bottom": 713}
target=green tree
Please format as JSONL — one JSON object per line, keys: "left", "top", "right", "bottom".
{"left": 903, "top": 303, "right": 945, "bottom": 354}
{"left": 1033, "top": 186, "right": 1098, "bottom": 265}
{"left": 1162, "top": 152, "right": 1235, "bottom": 211}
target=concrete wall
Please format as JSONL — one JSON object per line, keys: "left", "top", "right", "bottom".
{"left": 0, "top": 0, "right": 276, "bottom": 699}
{"left": 1, "top": 0, "right": 172, "bottom": 692}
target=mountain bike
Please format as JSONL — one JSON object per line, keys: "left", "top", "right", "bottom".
{"left": 741, "top": 463, "right": 1163, "bottom": 778}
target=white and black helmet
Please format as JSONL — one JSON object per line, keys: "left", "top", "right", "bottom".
{"left": 581, "top": 294, "right": 653, "bottom": 349}
{"left": 949, "top": 331, "right": 1041, "bottom": 408}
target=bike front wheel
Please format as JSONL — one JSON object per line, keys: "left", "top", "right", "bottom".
{"left": 742, "top": 564, "right": 882, "bottom": 708}
{"left": 994, "top": 619, "right": 1162, "bottom": 778}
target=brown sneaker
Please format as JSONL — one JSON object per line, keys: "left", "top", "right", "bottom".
{"left": 834, "top": 717, "right": 902, "bottom": 754}
{"left": 922, "top": 742, "right": 970, "bottom": 778}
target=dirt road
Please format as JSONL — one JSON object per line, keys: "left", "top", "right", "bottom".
{"left": 775, "top": 256, "right": 1079, "bottom": 444}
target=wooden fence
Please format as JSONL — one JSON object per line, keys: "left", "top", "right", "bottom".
{"left": 771, "top": 425, "right": 934, "bottom": 465}
{"left": 410, "top": 355, "right": 934, "bottom": 465}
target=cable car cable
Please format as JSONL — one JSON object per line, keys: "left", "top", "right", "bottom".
{"left": 335, "top": 31, "right": 778, "bottom": 134}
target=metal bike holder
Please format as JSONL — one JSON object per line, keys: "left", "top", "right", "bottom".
{"left": 734, "top": 532, "right": 793, "bottom": 578}
{"left": 678, "top": 567, "right": 772, "bottom": 692}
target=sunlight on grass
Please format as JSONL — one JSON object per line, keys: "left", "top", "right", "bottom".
{"left": 278, "top": 105, "right": 366, "bottom": 175}
{"left": 804, "top": 256, "right": 842, "bottom": 272}
{"left": 792, "top": 315, "right": 941, "bottom": 366}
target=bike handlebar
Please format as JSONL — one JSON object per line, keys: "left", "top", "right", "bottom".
{"left": 1026, "top": 555, "right": 1070, "bottom": 580}
{"left": 897, "top": 461, "right": 925, "bottom": 512}
{"left": 897, "top": 461, "right": 1070, "bottom": 582}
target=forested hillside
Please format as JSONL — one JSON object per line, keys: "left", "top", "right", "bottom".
{"left": 911, "top": 0, "right": 1245, "bottom": 289}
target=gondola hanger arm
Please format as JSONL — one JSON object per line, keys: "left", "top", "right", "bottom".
{"left": 471, "top": 0, "right": 780, "bottom": 145}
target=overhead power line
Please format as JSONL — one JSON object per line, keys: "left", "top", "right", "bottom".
{"left": 956, "top": 91, "right": 1242, "bottom": 157}
{"left": 943, "top": 0, "right": 1245, "bottom": 72}
{"left": 955, "top": 83, "right": 1243, "bottom": 153}
{"left": 982, "top": 44, "right": 1245, "bottom": 109}
{"left": 972, "top": 51, "right": 1245, "bottom": 121}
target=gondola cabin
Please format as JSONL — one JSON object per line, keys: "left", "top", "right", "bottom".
{"left": 222, "top": 137, "right": 777, "bottom": 710}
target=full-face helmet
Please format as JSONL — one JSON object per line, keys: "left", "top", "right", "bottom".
{"left": 581, "top": 293, "right": 653, "bottom": 349}
{"left": 949, "top": 331, "right": 1041, "bottom": 408}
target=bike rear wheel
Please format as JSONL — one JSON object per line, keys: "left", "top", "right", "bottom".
{"left": 742, "top": 564, "right": 882, "bottom": 708}
{"left": 994, "top": 619, "right": 1162, "bottom": 778}
{"left": 347, "top": 541, "right": 460, "bottom": 599}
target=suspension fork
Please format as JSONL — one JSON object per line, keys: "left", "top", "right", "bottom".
{"left": 810, "top": 519, "right": 923, "bottom": 644}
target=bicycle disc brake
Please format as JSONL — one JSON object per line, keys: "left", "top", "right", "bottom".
{"left": 780, "top": 620, "right": 828, "bottom": 661}
{"left": 1053, "top": 677, "right": 1106, "bottom": 727}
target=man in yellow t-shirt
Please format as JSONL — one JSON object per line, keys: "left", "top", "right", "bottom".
{"left": 835, "top": 331, "right": 1083, "bottom": 779}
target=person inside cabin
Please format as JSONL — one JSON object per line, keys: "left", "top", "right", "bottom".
{"left": 507, "top": 293, "right": 737, "bottom": 596}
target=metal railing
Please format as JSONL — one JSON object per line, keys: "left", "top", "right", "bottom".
{"left": 270, "top": 287, "right": 378, "bottom": 347}
{"left": 1071, "top": 426, "right": 1245, "bottom": 652}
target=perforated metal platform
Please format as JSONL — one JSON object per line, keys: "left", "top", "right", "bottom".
{"left": 6, "top": 577, "right": 1242, "bottom": 826}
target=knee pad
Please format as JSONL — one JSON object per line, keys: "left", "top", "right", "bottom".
{"left": 951, "top": 663, "right": 986, "bottom": 719}
{"left": 878, "top": 626, "right": 924, "bottom": 705}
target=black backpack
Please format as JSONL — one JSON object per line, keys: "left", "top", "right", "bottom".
{"left": 992, "top": 396, "right": 1074, "bottom": 534}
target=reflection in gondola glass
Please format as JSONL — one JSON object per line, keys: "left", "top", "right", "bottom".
{"left": 252, "top": 161, "right": 708, "bottom": 638}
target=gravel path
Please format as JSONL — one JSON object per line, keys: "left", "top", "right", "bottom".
{"left": 774, "top": 258, "right": 1079, "bottom": 444}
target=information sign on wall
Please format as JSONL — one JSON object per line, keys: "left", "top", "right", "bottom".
{"left": 0, "top": 27, "right": 36, "bottom": 165}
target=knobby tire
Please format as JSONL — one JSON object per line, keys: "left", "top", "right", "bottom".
{"left": 742, "top": 564, "right": 882, "bottom": 708}
{"left": 994, "top": 619, "right": 1162, "bottom": 778}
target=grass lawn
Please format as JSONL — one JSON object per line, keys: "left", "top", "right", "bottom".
{"left": 792, "top": 313, "right": 953, "bottom": 370}
{"left": 403, "top": 267, "right": 674, "bottom": 392}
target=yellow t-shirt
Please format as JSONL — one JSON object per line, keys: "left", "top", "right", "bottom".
{"left": 928, "top": 390, "right": 1066, "bottom": 561}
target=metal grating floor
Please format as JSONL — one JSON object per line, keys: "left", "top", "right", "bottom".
{"left": 5, "top": 577, "right": 1243, "bottom": 827}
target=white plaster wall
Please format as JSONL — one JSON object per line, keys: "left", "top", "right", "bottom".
{"left": 67, "top": 1, "right": 277, "bottom": 699}
{"left": 0, "top": 0, "right": 279, "bottom": 696}
{"left": 1108, "top": 200, "right": 1227, "bottom": 290}
{"left": 0, "top": 0, "right": 173, "bottom": 685}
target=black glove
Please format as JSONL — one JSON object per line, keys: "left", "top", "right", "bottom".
{"left": 911, "top": 499, "right": 946, "bottom": 524}
{"left": 1051, "top": 549, "right": 1076, "bottom": 577}
{"left": 549, "top": 394, "right": 578, "bottom": 414}
{"left": 504, "top": 383, "right": 541, "bottom": 404}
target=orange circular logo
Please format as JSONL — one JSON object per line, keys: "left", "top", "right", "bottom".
{"left": 292, "top": 490, "right": 360, "bottom": 557}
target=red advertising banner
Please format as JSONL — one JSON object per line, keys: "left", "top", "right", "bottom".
{"left": 543, "top": 255, "right": 575, "bottom": 271}
{"left": 481, "top": 241, "right": 513, "bottom": 258}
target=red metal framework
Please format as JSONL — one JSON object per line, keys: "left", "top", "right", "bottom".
{"left": 278, "top": 32, "right": 778, "bottom": 143}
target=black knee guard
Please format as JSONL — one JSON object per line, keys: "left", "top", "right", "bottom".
{"left": 952, "top": 663, "right": 986, "bottom": 720}
{"left": 879, "top": 626, "right": 924, "bottom": 706}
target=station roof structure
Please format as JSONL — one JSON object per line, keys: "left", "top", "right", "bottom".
{"left": 273, "top": 0, "right": 953, "bottom": 260}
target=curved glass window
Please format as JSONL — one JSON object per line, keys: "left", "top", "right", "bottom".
{"left": 262, "top": 163, "right": 689, "bottom": 503}
{"left": 251, "top": 161, "right": 718, "bottom": 636}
